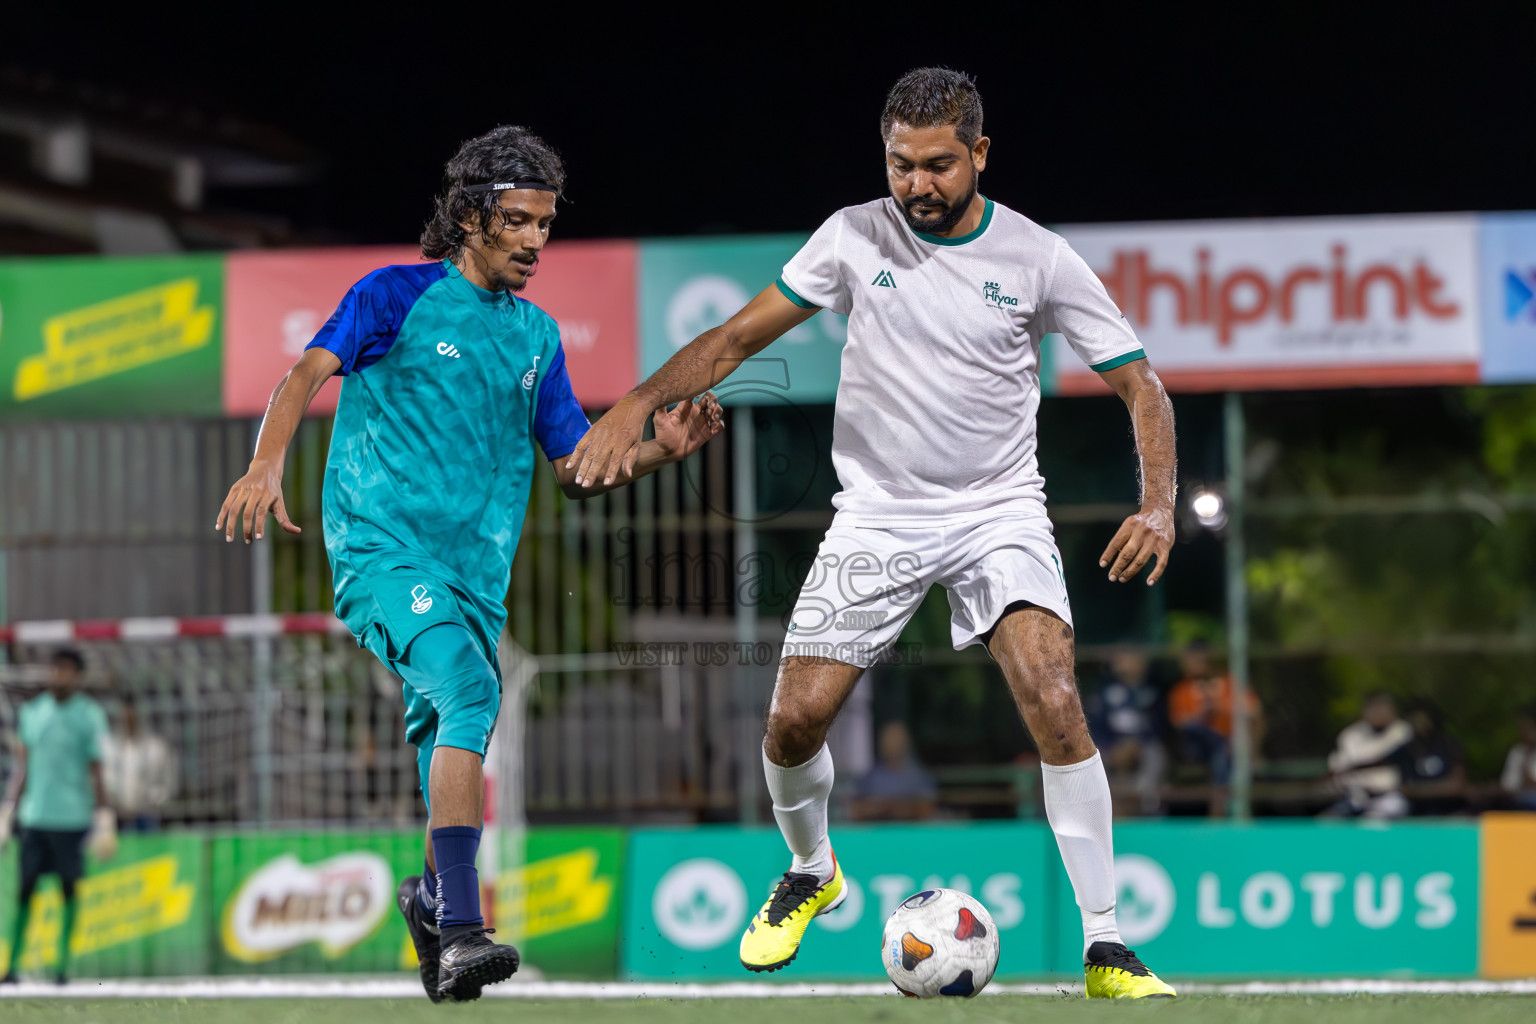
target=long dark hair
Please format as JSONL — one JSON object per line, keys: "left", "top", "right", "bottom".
{"left": 420, "top": 126, "right": 565, "bottom": 261}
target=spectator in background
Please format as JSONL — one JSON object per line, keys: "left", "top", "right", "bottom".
{"left": 0, "top": 649, "right": 115, "bottom": 986}
{"left": 102, "top": 696, "right": 175, "bottom": 832}
{"left": 1399, "top": 702, "right": 1468, "bottom": 816}
{"left": 1168, "top": 641, "right": 1263, "bottom": 815}
{"left": 1086, "top": 650, "right": 1165, "bottom": 815}
{"left": 851, "top": 721, "right": 938, "bottom": 821}
{"left": 1500, "top": 708, "right": 1536, "bottom": 811}
{"left": 1325, "top": 690, "right": 1413, "bottom": 820}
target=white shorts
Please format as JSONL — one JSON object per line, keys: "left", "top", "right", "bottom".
{"left": 779, "top": 514, "right": 1073, "bottom": 668}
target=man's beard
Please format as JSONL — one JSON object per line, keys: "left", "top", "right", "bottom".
{"left": 898, "top": 169, "right": 978, "bottom": 235}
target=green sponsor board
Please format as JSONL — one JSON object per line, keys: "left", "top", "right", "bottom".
{"left": 622, "top": 824, "right": 1056, "bottom": 980}
{"left": 639, "top": 237, "right": 848, "bottom": 406}
{"left": 0, "top": 254, "right": 223, "bottom": 419}
{"left": 494, "top": 827, "right": 624, "bottom": 979}
{"left": 211, "top": 827, "right": 624, "bottom": 977}
{"left": 0, "top": 832, "right": 207, "bottom": 977}
{"left": 1057, "top": 821, "right": 1480, "bottom": 976}
{"left": 211, "top": 830, "right": 421, "bottom": 973}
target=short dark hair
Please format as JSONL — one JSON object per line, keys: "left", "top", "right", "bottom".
{"left": 53, "top": 648, "right": 84, "bottom": 672}
{"left": 420, "top": 126, "right": 565, "bottom": 262}
{"left": 880, "top": 67, "right": 984, "bottom": 148}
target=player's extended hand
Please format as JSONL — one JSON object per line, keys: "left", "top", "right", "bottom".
{"left": 652, "top": 392, "right": 724, "bottom": 461}
{"left": 1100, "top": 506, "right": 1174, "bottom": 585}
{"left": 216, "top": 459, "right": 301, "bottom": 543}
{"left": 567, "top": 395, "right": 653, "bottom": 488}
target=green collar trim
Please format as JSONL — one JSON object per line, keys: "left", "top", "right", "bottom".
{"left": 911, "top": 197, "right": 994, "bottom": 246}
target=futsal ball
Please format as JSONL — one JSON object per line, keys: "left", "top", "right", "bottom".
{"left": 881, "top": 888, "right": 1000, "bottom": 998}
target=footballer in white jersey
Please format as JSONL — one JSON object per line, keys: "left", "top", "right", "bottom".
{"left": 571, "top": 67, "right": 1178, "bottom": 998}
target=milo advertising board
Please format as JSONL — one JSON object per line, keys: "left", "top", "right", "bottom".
{"left": 212, "top": 828, "right": 624, "bottom": 976}
{"left": 0, "top": 832, "right": 207, "bottom": 977}
{"left": 0, "top": 255, "right": 223, "bottom": 419}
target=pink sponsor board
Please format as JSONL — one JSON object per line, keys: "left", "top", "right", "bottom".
{"left": 224, "top": 242, "right": 637, "bottom": 416}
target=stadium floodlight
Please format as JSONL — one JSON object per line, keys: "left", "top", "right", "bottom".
{"left": 1191, "top": 489, "right": 1227, "bottom": 530}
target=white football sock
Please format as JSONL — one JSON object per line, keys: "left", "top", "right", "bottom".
{"left": 763, "top": 742, "right": 835, "bottom": 881}
{"left": 1041, "top": 750, "right": 1123, "bottom": 955}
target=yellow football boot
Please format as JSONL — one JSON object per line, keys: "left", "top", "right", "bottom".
{"left": 739, "top": 858, "right": 847, "bottom": 972}
{"left": 1084, "top": 941, "right": 1177, "bottom": 998}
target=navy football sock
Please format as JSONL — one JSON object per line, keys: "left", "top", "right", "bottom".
{"left": 418, "top": 862, "right": 439, "bottom": 918}
{"left": 431, "top": 826, "right": 483, "bottom": 932}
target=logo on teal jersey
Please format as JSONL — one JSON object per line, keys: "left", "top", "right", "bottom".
{"left": 411, "top": 585, "right": 433, "bottom": 614}
{"left": 522, "top": 355, "right": 541, "bottom": 390}
{"left": 983, "top": 281, "right": 1018, "bottom": 308}
{"left": 436, "top": 341, "right": 461, "bottom": 359}
{"left": 871, "top": 269, "right": 897, "bottom": 288}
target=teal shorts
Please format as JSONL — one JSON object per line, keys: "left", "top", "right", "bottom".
{"left": 333, "top": 566, "right": 502, "bottom": 814}
{"left": 389, "top": 621, "right": 502, "bottom": 814}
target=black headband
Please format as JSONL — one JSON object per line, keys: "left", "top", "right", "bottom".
{"left": 463, "top": 181, "right": 558, "bottom": 194}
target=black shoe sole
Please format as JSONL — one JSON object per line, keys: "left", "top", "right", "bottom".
{"left": 396, "top": 877, "right": 443, "bottom": 1005}
{"left": 438, "top": 946, "right": 520, "bottom": 1002}
{"left": 741, "top": 949, "right": 797, "bottom": 973}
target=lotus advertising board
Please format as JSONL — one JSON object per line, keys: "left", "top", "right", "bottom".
{"left": 622, "top": 824, "right": 1056, "bottom": 980}
{"left": 1054, "top": 214, "right": 1481, "bottom": 393}
{"left": 639, "top": 236, "right": 849, "bottom": 407}
{"left": 1055, "top": 821, "right": 1479, "bottom": 976}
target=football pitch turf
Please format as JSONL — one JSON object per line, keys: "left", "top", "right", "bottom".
{"left": 5, "top": 995, "right": 1535, "bottom": 1023}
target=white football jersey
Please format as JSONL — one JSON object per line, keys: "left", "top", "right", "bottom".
{"left": 778, "top": 196, "right": 1144, "bottom": 524}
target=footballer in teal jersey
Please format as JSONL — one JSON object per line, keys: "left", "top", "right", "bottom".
{"left": 217, "top": 127, "right": 722, "bottom": 1002}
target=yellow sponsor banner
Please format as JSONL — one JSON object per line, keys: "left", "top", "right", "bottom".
{"left": 5, "top": 854, "right": 196, "bottom": 971}
{"left": 12, "top": 277, "right": 214, "bottom": 401}
{"left": 494, "top": 847, "right": 614, "bottom": 942}
{"left": 1480, "top": 813, "right": 1536, "bottom": 978}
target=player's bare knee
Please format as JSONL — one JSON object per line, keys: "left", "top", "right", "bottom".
{"left": 765, "top": 703, "right": 830, "bottom": 766}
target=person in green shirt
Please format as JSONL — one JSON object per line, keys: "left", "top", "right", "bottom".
{"left": 0, "top": 649, "right": 114, "bottom": 985}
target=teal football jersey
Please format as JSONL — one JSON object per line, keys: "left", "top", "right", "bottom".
{"left": 308, "top": 259, "right": 589, "bottom": 660}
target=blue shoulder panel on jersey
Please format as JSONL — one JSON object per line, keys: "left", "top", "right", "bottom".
{"left": 306, "top": 261, "right": 449, "bottom": 375}
{"left": 533, "top": 342, "right": 591, "bottom": 460}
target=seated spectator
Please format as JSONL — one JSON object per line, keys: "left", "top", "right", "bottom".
{"left": 102, "top": 696, "right": 175, "bottom": 831}
{"left": 1168, "top": 641, "right": 1263, "bottom": 815}
{"left": 1500, "top": 708, "right": 1536, "bottom": 811}
{"left": 1400, "top": 703, "right": 1468, "bottom": 816}
{"left": 1325, "top": 690, "right": 1413, "bottom": 820}
{"left": 1086, "top": 650, "right": 1165, "bottom": 815}
{"left": 851, "top": 721, "right": 937, "bottom": 821}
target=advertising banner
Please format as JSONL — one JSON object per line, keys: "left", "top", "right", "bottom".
{"left": 1477, "top": 214, "right": 1536, "bottom": 384}
{"left": 1058, "top": 821, "right": 1479, "bottom": 976}
{"left": 639, "top": 236, "right": 849, "bottom": 406}
{"left": 210, "top": 829, "right": 419, "bottom": 973}
{"left": 493, "top": 827, "right": 625, "bottom": 978}
{"left": 0, "top": 254, "right": 223, "bottom": 419}
{"left": 1479, "top": 813, "right": 1536, "bottom": 978}
{"left": 0, "top": 832, "right": 207, "bottom": 977}
{"left": 622, "top": 824, "right": 1056, "bottom": 980}
{"left": 223, "top": 241, "right": 638, "bottom": 418}
{"left": 1054, "top": 215, "right": 1482, "bottom": 393}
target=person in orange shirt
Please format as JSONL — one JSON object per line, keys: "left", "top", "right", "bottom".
{"left": 1168, "top": 641, "right": 1263, "bottom": 813}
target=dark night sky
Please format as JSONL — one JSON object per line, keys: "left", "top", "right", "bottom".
{"left": 5, "top": 7, "right": 1532, "bottom": 243}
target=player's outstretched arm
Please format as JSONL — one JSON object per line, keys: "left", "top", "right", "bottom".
{"left": 1098, "top": 358, "right": 1177, "bottom": 585}
{"left": 551, "top": 393, "right": 724, "bottom": 498}
{"left": 216, "top": 347, "right": 342, "bottom": 543}
{"left": 567, "top": 286, "right": 815, "bottom": 488}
